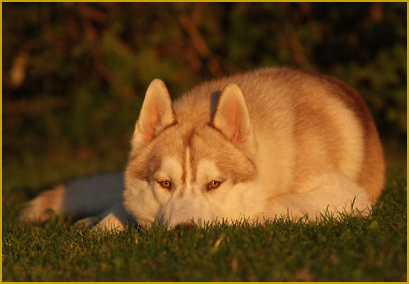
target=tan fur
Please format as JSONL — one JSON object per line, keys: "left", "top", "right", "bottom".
{"left": 19, "top": 185, "right": 65, "bottom": 222}
{"left": 20, "top": 67, "right": 385, "bottom": 229}
{"left": 323, "top": 76, "right": 385, "bottom": 200}
{"left": 167, "top": 68, "right": 384, "bottom": 200}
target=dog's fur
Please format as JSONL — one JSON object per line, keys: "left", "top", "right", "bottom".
{"left": 19, "top": 67, "right": 385, "bottom": 230}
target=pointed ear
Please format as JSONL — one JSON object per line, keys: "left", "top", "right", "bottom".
{"left": 212, "top": 83, "right": 253, "bottom": 143}
{"left": 132, "top": 79, "right": 175, "bottom": 148}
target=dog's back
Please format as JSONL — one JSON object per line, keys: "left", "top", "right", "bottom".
{"left": 174, "top": 67, "right": 384, "bottom": 201}
{"left": 19, "top": 67, "right": 385, "bottom": 228}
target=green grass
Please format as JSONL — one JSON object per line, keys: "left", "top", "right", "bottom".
{"left": 2, "top": 5, "right": 406, "bottom": 278}
{"left": 2, "top": 167, "right": 407, "bottom": 281}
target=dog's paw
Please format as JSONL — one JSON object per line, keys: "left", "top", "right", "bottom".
{"left": 19, "top": 185, "right": 65, "bottom": 224}
{"left": 74, "top": 216, "right": 99, "bottom": 228}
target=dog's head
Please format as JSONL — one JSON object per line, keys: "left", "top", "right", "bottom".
{"left": 123, "top": 79, "right": 266, "bottom": 228}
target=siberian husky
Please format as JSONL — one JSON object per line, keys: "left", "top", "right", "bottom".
{"left": 19, "top": 67, "right": 385, "bottom": 230}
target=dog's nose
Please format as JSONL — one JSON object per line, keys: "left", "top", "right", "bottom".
{"left": 174, "top": 222, "right": 192, "bottom": 230}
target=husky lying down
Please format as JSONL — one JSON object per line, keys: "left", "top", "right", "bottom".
{"left": 20, "top": 67, "right": 385, "bottom": 229}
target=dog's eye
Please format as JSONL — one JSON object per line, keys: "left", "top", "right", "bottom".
{"left": 208, "top": 181, "right": 222, "bottom": 190}
{"left": 158, "top": 180, "right": 172, "bottom": 190}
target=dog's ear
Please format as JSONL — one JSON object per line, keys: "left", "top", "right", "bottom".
{"left": 132, "top": 79, "right": 175, "bottom": 148}
{"left": 212, "top": 83, "right": 253, "bottom": 144}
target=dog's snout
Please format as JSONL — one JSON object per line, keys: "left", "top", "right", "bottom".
{"left": 174, "top": 222, "right": 192, "bottom": 230}
{"left": 158, "top": 195, "right": 214, "bottom": 229}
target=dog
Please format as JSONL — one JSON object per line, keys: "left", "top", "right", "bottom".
{"left": 19, "top": 67, "right": 385, "bottom": 230}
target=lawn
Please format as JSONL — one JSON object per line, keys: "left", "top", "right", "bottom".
{"left": 2, "top": 3, "right": 407, "bottom": 281}
{"left": 2, "top": 166, "right": 406, "bottom": 281}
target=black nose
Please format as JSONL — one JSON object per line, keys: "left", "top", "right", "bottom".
{"left": 174, "top": 222, "right": 192, "bottom": 230}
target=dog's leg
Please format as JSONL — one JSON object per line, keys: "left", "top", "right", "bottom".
{"left": 19, "top": 173, "right": 124, "bottom": 223}
{"left": 75, "top": 203, "right": 132, "bottom": 231}
{"left": 267, "top": 172, "right": 372, "bottom": 221}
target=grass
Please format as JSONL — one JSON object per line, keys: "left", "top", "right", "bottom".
{"left": 2, "top": 166, "right": 407, "bottom": 281}
{"left": 2, "top": 84, "right": 407, "bottom": 281}
{"left": 2, "top": 5, "right": 407, "bottom": 280}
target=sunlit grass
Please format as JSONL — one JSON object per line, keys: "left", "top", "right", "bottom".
{"left": 2, "top": 167, "right": 406, "bottom": 281}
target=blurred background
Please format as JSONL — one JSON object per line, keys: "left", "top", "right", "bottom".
{"left": 2, "top": 3, "right": 407, "bottom": 195}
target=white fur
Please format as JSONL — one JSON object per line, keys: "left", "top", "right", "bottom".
{"left": 322, "top": 93, "right": 365, "bottom": 181}
{"left": 156, "top": 159, "right": 267, "bottom": 228}
{"left": 19, "top": 68, "right": 384, "bottom": 231}
{"left": 267, "top": 172, "right": 370, "bottom": 221}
